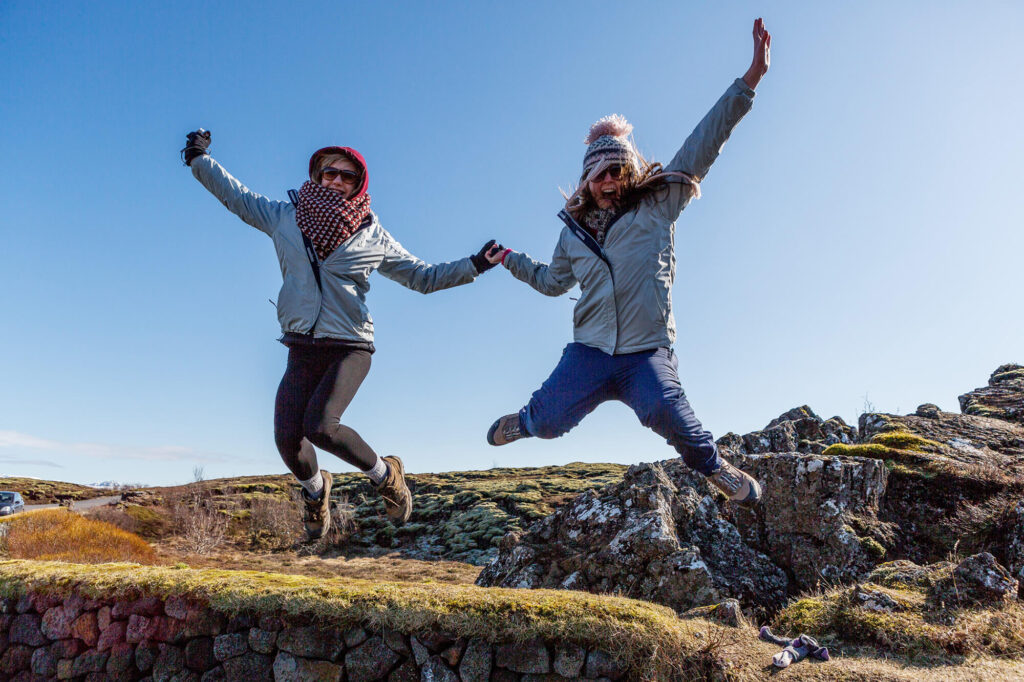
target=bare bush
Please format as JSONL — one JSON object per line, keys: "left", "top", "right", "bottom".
{"left": 170, "top": 467, "right": 228, "bottom": 555}
{"left": 327, "top": 494, "right": 358, "bottom": 544}
{"left": 248, "top": 494, "right": 301, "bottom": 550}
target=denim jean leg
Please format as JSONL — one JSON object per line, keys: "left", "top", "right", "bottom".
{"left": 616, "top": 348, "right": 721, "bottom": 474}
{"left": 522, "top": 343, "right": 615, "bottom": 439}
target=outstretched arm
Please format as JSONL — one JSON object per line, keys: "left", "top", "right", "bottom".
{"left": 658, "top": 19, "right": 771, "bottom": 217}
{"left": 182, "top": 129, "right": 288, "bottom": 236}
{"left": 376, "top": 229, "right": 482, "bottom": 294}
{"left": 501, "top": 235, "right": 577, "bottom": 297}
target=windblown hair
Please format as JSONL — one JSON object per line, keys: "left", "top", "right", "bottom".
{"left": 564, "top": 151, "right": 676, "bottom": 221}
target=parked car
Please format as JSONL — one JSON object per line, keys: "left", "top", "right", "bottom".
{"left": 0, "top": 491, "right": 25, "bottom": 516}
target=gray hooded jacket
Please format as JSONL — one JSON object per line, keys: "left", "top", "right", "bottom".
{"left": 191, "top": 156, "right": 478, "bottom": 343}
{"left": 505, "top": 78, "right": 755, "bottom": 355}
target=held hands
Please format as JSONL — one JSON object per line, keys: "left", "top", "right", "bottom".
{"left": 181, "top": 129, "right": 212, "bottom": 166}
{"left": 742, "top": 18, "right": 771, "bottom": 90}
{"left": 471, "top": 240, "right": 507, "bottom": 274}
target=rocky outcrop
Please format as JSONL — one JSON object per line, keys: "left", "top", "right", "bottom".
{"left": 477, "top": 460, "right": 789, "bottom": 613}
{"left": 959, "top": 363, "right": 1024, "bottom": 425}
{"left": 716, "top": 405, "right": 857, "bottom": 455}
{"left": 478, "top": 448, "right": 892, "bottom": 614}
{"left": 480, "top": 365, "right": 1024, "bottom": 618}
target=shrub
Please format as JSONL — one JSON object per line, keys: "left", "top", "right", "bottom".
{"left": 3, "top": 508, "right": 156, "bottom": 564}
{"left": 248, "top": 494, "right": 301, "bottom": 550}
{"left": 169, "top": 473, "right": 229, "bottom": 555}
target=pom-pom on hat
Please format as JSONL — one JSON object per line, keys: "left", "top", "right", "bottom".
{"left": 581, "top": 114, "right": 640, "bottom": 179}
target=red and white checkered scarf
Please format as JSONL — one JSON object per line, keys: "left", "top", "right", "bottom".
{"left": 295, "top": 181, "right": 372, "bottom": 260}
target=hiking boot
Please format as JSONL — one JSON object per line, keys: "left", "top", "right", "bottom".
{"left": 300, "top": 470, "right": 333, "bottom": 541}
{"left": 378, "top": 455, "right": 412, "bottom": 524}
{"left": 707, "top": 458, "right": 761, "bottom": 508}
{"left": 487, "top": 413, "right": 531, "bottom": 446}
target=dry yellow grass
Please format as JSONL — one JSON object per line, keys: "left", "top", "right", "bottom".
{"left": 2, "top": 509, "right": 156, "bottom": 564}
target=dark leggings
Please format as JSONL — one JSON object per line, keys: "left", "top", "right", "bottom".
{"left": 273, "top": 346, "right": 378, "bottom": 480}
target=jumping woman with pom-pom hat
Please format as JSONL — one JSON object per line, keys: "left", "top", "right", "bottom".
{"left": 179, "top": 134, "right": 503, "bottom": 541}
{"left": 484, "top": 19, "right": 772, "bottom": 507}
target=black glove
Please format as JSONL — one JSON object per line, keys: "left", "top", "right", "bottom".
{"left": 470, "top": 239, "right": 503, "bottom": 274}
{"left": 181, "top": 129, "right": 211, "bottom": 166}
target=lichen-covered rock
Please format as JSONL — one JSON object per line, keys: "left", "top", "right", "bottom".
{"left": 246, "top": 628, "right": 276, "bottom": 655}
{"left": 1007, "top": 499, "right": 1024, "bottom": 597}
{"left": 1, "top": 645, "right": 33, "bottom": 675}
{"left": 727, "top": 452, "right": 891, "bottom": 591}
{"left": 494, "top": 638, "right": 549, "bottom": 674}
{"left": 71, "top": 648, "right": 109, "bottom": 676}
{"left": 211, "top": 633, "right": 247, "bottom": 661}
{"left": 958, "top": 363, "right": 1024, "bottom": 425}
{"left": 344, "top": 636, "right": 400, "bottom": 680}
{"left": 272, "top": 651, "right": 342, "bottom": 681}
{"left": 106, "top": 642, "right": 135, "bottom": 675}
{"left": 478, "top": 460, "right": 788, "bottom": 613}
{"left": 717, "top": 406, "right": 857, "bottom": 456}
{"left": 9, "top": 614, "right": 46, "bottom": 647}
{"left": 421, "top": 655, "right": 459, "bottom": 681}
{"left": 853, "top": 407, "right": 1024, "bottom": 564}
{"left": 456, "top": 638, "right": 491, "bottom": 682}
{"left": 30, "top": 646, "right": 57, "bottom": 677}
{"left": 552, "top": 643, "right": 585, "bottom": 677}
{"left": 277, "top": 625, "right": 343, "bottom": 660}
{"left": 41, "top": 606, "right": 75, "bottom": 640}
{"left": 584, "top": 650, "right": 626, "bottom": 680}
{"left": 221, "top": 651, "right": 272, "bottom": 679}
{"left": 184, "top": 637, "right": 214, "bottom": 671}
{"left": 931, "top": 552, "right": 1018, "bottom": 605}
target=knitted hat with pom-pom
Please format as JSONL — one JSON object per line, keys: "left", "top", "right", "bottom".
{"left": 581, "top": 114, "right": 640, "bottom": 179}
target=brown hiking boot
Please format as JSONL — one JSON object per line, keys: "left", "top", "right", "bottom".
{"left": 487, "top": 413, "right": 531, "bottom": 446}
{"left": 300, "top": 470, "right": 333, "bottom": 541}
{"left": 707, "top": 458, "right": 761, "bottom": 508}
{"left": 378, "top": 456, "right": 412, "bottom": 524}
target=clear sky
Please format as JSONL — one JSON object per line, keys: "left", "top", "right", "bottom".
{"left": 2, "top": 1, "right": 1021, "bottom": 486}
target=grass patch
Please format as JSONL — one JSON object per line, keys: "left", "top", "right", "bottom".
{"left": 773, "top": 579, "right": 1024, "bottom": 661}
{"left": 1, "top": 509, "right": 156, "bottom": 564}
{"left": 0, "top": 559, "right": 723, "bottom": 679}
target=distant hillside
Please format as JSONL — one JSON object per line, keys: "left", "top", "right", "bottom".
{"left": 0, "top": 477, "right": 108, "bottom": 503}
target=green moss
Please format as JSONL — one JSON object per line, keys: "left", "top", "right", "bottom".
{"left": 822, "top": 443, "right": 901, "bottom": 459}
{"left": 870, "top": 431, "right": 941, "bottom": 452}
{"left": 0, "top": 559, "right": 721, "bottom": 679}
{"left": 859, "top": 536, "right": 887, "bottom": 559}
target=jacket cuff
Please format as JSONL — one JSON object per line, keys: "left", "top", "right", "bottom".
{"left": 732, "top": 77, "right": 756, "bottom": 99}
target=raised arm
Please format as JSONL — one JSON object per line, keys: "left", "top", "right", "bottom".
{"left": 658, "top": 19, "right": 770, "bottom": 216}
{"left": 376, "top": 229, "right": 482, "bottom": 294}
{"left": 502, "top": 234, "right": 577, "bottom": 297}
{"left": 182, "top": 129, "right": 289, "bottom": 236}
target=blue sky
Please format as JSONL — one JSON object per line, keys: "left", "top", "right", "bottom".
{"left": 2, "top": 1, "right": 1021, "bottom": 486}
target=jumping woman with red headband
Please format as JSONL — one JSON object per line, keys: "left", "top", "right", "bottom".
{"left": 181, "top": 134, "right": 501, "bottom": 540}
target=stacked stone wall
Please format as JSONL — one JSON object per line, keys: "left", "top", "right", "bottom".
{"left": 0, "top": 590, "right": 630, "bottom": 681}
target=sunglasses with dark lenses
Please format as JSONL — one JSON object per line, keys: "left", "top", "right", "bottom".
{"left": 591, "top": 165, "right": 625, "bottom": 182}
{"left": 321, "top": 167, "right": 361, "bottom": 182}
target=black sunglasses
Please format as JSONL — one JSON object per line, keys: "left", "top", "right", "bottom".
{"left": 591, "top": 165, "right": 625, "bottom": 182}
{"left": 321, "top": 167, "right": 361, "bottom": 182}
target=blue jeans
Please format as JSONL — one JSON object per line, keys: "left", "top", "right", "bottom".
{"left": 520, "top": 343, "right": 721, "bottom": 475}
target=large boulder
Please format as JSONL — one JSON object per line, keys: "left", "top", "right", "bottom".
{"left": 958, "top": 363, "right": 1024, "bottom": 426}
{"left": 477, "top": 459, "right": 788, "bottom": 613}
{"left": 724, "top": 452, "right": 892, "bottom": 590}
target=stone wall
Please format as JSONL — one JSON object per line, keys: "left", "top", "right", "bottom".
{"left": 0, "top": 590, "right": 631, "bottom": 681}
